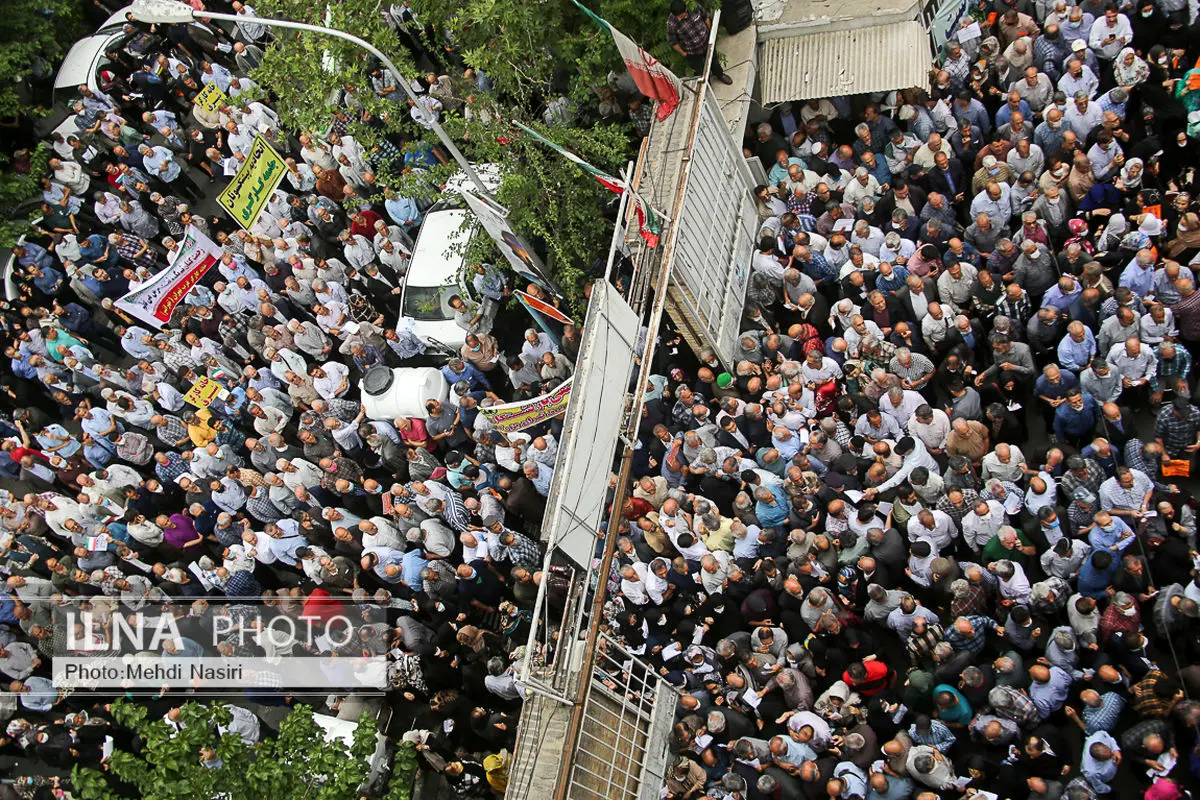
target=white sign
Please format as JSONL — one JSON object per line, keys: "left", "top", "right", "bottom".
{"left": 115, "top": 225, "right": 222, "bottom": 329}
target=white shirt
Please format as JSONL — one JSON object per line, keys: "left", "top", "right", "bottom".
{"left": 906, "top": 509, "right": 956, "bottom": 550}
{"left": 1087, "top": 14, "right": 1132, "bottom": 59}
{"left": 879, "top": 390, "right": 925, "bottom": 430}
{"left": 962, "top": 501, "right": 1006, "bottom": 551}
{"left": 312, "top": 361, "right": 349, "bottom": 399}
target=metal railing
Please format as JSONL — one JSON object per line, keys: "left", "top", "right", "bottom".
{"left": 565, "top": 633, "right": 677, "bottom": 800}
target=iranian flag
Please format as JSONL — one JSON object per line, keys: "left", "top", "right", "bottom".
{"left": 633, "top": 197, "right": 662, "bottom": 248}
{"left": 572, "top": 0, "right": 682, "bottom": 121}
{"left": 511, "top": 119, "right": 663, "bottom": 247}
{"left": 511, "top": 120, "right": 625, "bottom": 194}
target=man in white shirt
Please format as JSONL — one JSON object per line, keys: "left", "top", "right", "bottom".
{"left": 1087, "top": 6, "right": 1132, "bottom": 62}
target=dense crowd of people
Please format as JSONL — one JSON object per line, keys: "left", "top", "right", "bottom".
{"left": 6, "top": 0, "right": 1200, "bottom": 797}
{"left": 0, "top": 2, "right": 597, "bottom": 796}
{"left": 627, "top": 2, "right": 1200, "bottom": 800}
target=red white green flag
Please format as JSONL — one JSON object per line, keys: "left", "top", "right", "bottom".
{"left": 510, "top": 120, "right": 625, "bottom": 194}
{"left": 571, "top": 0, "right": 682, "bottom": 121}
{"left": 511, "top": 119, "right": 663, "bottom": 247}
{"left": 633, "top": 198, "right": 662, "bottom": 248}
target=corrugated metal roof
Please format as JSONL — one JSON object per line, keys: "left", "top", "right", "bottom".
{"left": 759, "top": 21, "right": 931, "bottom": 104}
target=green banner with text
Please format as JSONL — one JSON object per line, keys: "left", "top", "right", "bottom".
{"left": 218, "top": 134, "right": 286, "bottom": 230}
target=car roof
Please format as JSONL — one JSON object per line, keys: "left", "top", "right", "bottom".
{"left": 53, "top": 5, "right": 130, "bottom": 92}
{"left": 53, "top": 31, "right": 121, "bottom": 92}
{"left": 442, "top": 163, "right": 503, "bottom": 197}
{"left": 407, "top": 208, "right": 471, "bottom": 288}
{"left": 101, "top": 5, "right": 133, "bottom": 28}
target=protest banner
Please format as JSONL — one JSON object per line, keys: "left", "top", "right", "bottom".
{"left": 459, "top": 191, "right": 559, "bottom": 295}
{"left": 516, "top": 290, "right": 574, "bottom": 325}
{"left": 114, "top": 225, "right": 221, "bottom": 328}
{"left": 183, "top": 376, "right": 224, "bottom": 408}
{"left": 192, "top": 82, "right": 227, "bottom": 114}
{"left": 218, "top": 134, "right": 286, "bottom": 230}
{"left": 478, "top": 379, "right": 572, "bottom": 432}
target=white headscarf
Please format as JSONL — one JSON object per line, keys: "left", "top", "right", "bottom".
{"left": 1120, "top": 157, "right": 1144, "bottom": 190}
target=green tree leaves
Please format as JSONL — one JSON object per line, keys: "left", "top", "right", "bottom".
{"left": 247, "top": 0, "right": 637, "bottom": 307}
{"left": 0, "top": 0, "right": 85, "bottom": 118}
{"left": 71, "top": 700, "right": 385, "bottom": 800}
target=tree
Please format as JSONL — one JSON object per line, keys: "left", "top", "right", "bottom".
{"left": 246, "top": 0, "right": 634, "bottom": 309}
{"left": 0, "top": 0, "right": 85, "bottom": 119}
{"left": 406, "top": 0, "right": 691, "bottom": 107}
{"left": 0, "top": 144, "right": 51, "bottom": 249}
{"left": 71, "top": 701, "right": 386, "bottom": 800}
{"left": 445, "top": 114, "right": 629, "bottom": 308}
{"left": 0, "top": 0, "right": 86, "bottom": 248}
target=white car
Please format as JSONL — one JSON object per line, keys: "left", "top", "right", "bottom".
{"left": 399, "top": 164, "right": 503, "bottom": 349}
{"left": 359, "top": 366, "right": 449, "bottom": 421}
{"left": 52, "top": 7, "right": 135, "bottom": 138}
{"left": 399, "top": 207, "right": 474, "bottom": 350}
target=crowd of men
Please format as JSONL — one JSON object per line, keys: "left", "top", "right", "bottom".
{"left": 632, "top": 2, "right": 1200, "bottom": 799}
{"left": 0, "top": 2, "right": 593, "bottom": 796}
{"left": 6, "top": 0, "right": 1200, "bottom": 797}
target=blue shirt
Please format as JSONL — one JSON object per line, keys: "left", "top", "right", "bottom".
{"left": 1080, "top": 731, "right": 1120, "bottom": 792}
{"left": 995, "top": 99, "right": 1032, "bottom": 128}
{"left": 755, "top": 485, "right": 789, "bottom": 528}
{"left": 83, "top": 439, "right": 116, "bottom": 468}
{"left": 768, "top": 157, "right": 805, "bottom": 186}
{"left": 1081, "top": 692, "right": 1125, "bottom": 734}
{"left": 1088, "top": 516, "right": 1134, "bottom": 552}
{"left": 528, "top": 462, "right": 553, "bottom": 495}
{"left": 58, "top": 303, "right": 91, "bottom": 332}
{"left": 385, "top": 196, "right": 422, "bottom": 228}
{"left": 1035, "top": 371, "right": 1079, "bottom": 399}
{"left": 143, "top": 146, "right": 181, "bottom": 182}
{"left": 909, "top": 718, "right": 958, "bottom": 752}
{"left": 10, "top": 355, "right": 36, "bottom": 381}
{"left": 866, "top": 159, "right": 891, "bottom": 188}
{"left": 32, "top": 267, "right": 65, "bottom": 295}
{"left": 954, "top": 98, "right": 991, "bottom": 136}
{"left": 268, "top": 521, "right": 306, "bottom": 566}
{"left": 16, "top": 243, "right": 53, "bottom": 271}
{"left": 798, "top": 252, "right": 837, "bottom": 283}
{"left": 18, "top": 676, "right": 57, "bottom": 712}
{"left": 0, "top": 594, "right": 18, "bottom": 627}
{"left": 1029, "top": 666, "right": 1071, "bottom": 719}
{"left": 1057, "top": 330, "right": 1096, "bottom": 371}
{"left": 36, "top": 424, "right": 80, "bottom": 458}
{"left": 1078, "top": 552, "right": 1119, "bottom": 598}
{"left": 400, "top": 548, "right": 428, "bottom": 590}
{"left": 404, "top": 144, "right": 441, "bottom": 171}
{"left": 1118, "top": 262, "right": 1155, "bottom": 298}
{"left": 79, "top": 233, "right": 117, "bottom": 268}
{"left": 868, "top": 775, "right": 914, "bottom": 800}
{"left": 1053, "top": 392, "right": 1099, "bottom": 440}
{"left": 875, "top": 266, "right": 910, "bottom": 295}
{"left": 1041, "top": 283, "right": 1081, "bottom": 311}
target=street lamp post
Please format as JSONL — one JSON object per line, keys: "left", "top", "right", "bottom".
{"left": 130, "top": 0, "right": 493, "bottom": 198}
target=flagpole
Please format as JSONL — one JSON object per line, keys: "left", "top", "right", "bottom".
{"left": 508, "top": 117, "right": 670, "bottom": 221}
{"left": 604, "top": 163, "right": 635, "bottom": 286}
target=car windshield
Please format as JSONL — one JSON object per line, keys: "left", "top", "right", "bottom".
{"left": 402, "top": 284, "right": 457, "bottom": 321}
